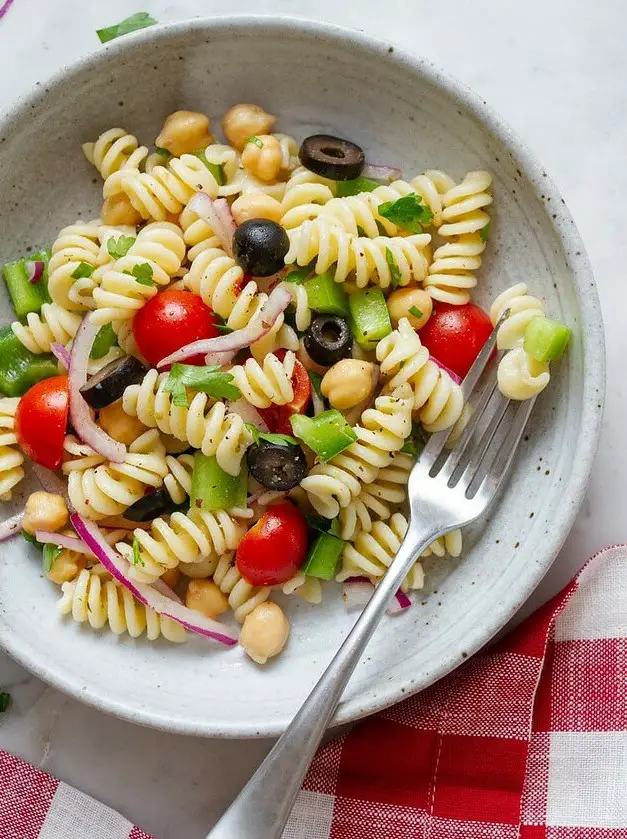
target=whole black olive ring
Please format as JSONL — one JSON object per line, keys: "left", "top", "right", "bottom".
{"left": 303, "top": 314, "right": 353, "bottom": 367}
{"left": 299, "top": 135, "right": 365, "bottom": 181}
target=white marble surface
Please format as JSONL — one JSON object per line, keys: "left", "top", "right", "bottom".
{"left": 0, "top": 1, "right": 623, "bottom": 836}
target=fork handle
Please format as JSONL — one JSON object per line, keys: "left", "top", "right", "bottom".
{"left": 204, "top": 518, "right": 441, "bottom": 839}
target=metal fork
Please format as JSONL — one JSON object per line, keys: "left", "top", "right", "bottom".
{"left": 205, "top": 313, "right": 534, "bottom": 839}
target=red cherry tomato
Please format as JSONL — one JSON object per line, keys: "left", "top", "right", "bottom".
{"left": 419, "top": 302, "right": 493, "bottom": 379}
{"left": 132, "top": 290, "right": 219, "bottom": 367}
{"left": 236, "top": 501, "right": 308, "bottom": 586}
{"left": 15, "top": 375, "right": 69, "bottom": 469}
{"left": 259, "top": 349, "right": 311, "bottom": 434}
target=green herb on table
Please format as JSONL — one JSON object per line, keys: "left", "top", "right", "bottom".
{"left": 0, "top": 693, "right": 10, "bottom": 713}
{"left": 378, "top": 193, "right": 433, "bottom": 233}
{"left": 97, "top": 12, "right": 158, "bottom": 44}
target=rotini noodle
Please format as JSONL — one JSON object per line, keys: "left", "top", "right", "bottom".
{"left": 0, "top": 398, "right": 24, "bottom": 500}
{"left": 230, "top": 351, "right": 295, "bottom": 409}
{"left": 48, "top": 220, "right": 102, "bottom": 311}
{"left": 11, "top": 303, "right": 82, "bottom": 354}
{"left": 280, "top": 166, "right": 337, "bottom": 229}
{"left": 83, "top": 128, "right": 148, "bottom": 187}
{"left": 208, "top": 552, "right": 272, "bottom": 623}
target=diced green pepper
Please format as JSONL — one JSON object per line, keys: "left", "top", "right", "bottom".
{"left": 335, "top": 177, "right": 381, "bottom": 198}
{"left": 348, "top": 287, "right": 392, "bottom": 350}
{"left": 193, "top": 149, "right": 226, "bottom": 186}
{"left": 190, "top": 453, "right": 247, "bottom": 511}
{"left": 90, "top": 324, "right": 119, "bottom": 360}
{"left": 290, "top": 410, "right": 357, "bottom": 462}
{"left": 0, "top": 326, "right": 58, "bottom": 397}
{"left": 302, "top": 531, "right": 344, "bottom": 580}
{"left": 524, "top": 316, "right": 571, "bottom": 362}
{"left": 3, "top": 249, "right": 51, "bottom": 317}
{"left": 304, "top": 270, "right": 350, "bottom": 317}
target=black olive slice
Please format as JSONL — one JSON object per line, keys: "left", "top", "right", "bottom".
{"left": 247, "top": 441, "right": 307, "bottom": 490}
{"left": 232, "top": 219, "right": 290, "bottom": 277}
{"left": 303, "top": 315, "right": 353, "bottom": 367}
{"left": 80, "top": 355, "right": 148, "bottom": 410}
{"left": 299, "top": 134, "right": 365, "bottom": 181}
{"left": 124, "top": 487, "right": 176, "bottom": 522}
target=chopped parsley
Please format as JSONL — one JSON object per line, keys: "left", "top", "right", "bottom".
{"left": 0, "top": 693, "right": 10, "bottom": 713}
{"left": 335, "top": 177, "right": 380, "bottom": 198}
{"left": 163, "top": 364, "right": 241, "bottom": 408}
{"left": 90, "top": 324, "right": 118, "bottom": 360}
{"left": 306, "top": 515, "right": 341, "bottom": 538}
{"left": 480, "top": 221, "right": 491, "bottom": 242}
{"left": 71, "top": 262, "right": 95, "bottom": 280}
{"left": 155, "top": 146, "right": 171, "bottom": 160}
{"left": 409, "top": 305, "right": 423, "bottom": 319}
{"left": 97, "top": 12, "right": 158, "bottom": 44}
{"left": 43, "top": 543, "right": 62, "bottom": 573}
{"left": 124, "top": 262, "right": 154, "bottom": 286}
{"left": 22, "top": 530, "right": 42, "bottom": 548}
{"left": 385, "top": 247, "right": 402, "bottom": 290}
{"left": 107, "top": 235, "right": 136, "bottom": 259}
{"left": 400, "top": 422, "right": 428, "bottom": 457}
{"left": 192, "top": 149, "right": 226, "bottom": 186}
{"left": 378, "top": 194, "right": 433, "bottom": 233}
{"left": 132, "top": 536, "right": 144, "bottom": 567}
{"left": 308, "top": 370, "right": 323, "bottom": 399}
{"left": 244, "top": 424, "right": 299, "bottom": 448}
{"left": 246, "top": 136, "right": 264, "bottom": 148}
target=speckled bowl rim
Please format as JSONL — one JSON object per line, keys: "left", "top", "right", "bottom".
{"left": 0, "top": 15, "right": 604, "bottom": 738}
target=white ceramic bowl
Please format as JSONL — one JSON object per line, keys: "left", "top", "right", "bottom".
{"left": 0, "top": 17, "right": 604, "bottom": 737}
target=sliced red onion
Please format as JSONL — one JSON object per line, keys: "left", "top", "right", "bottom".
{"left": 431, "top": 355, "right": 462, "bottom": 385}
{"left": 387, "top": 589, "right": 412, "bottom": 616}
{"left": 26, "top": 260, "right": 45, "bottom": 284}
{"left": 33, "top": 464, "right": 69, "bottom": 500}
{"left": 50, "top": 342, "right": 71, "bottom": 369}
{"left": 342, "top": 577, "right": 374, "bottom": 609}
{"left": 70, "top": 513, "right": 238, "bottom": 646}
{"left": 0, "top": 0, "right": 17, "bottom": 21}
{"left": 0, "top": 512, "right": 23, "bottom": 542}
{"left": 157, "top": 286, "right": 291, "bottom": 368}
{"left": 187, "top": 192, "right": 236, "bottom": 256}
{"left": 35, "top": 530, "right": 93, "bottom": 555}
{"left": 69, "top": 317, "right": 127, "bottom": 463}
{"left": 204, "top": 349, "right": 237, "bottom": 367}
{"left": 228, "top": 399, "right": 268, "bottom": 432}
{"left": 362, "top": 163, "right": 402, "bottom": 183}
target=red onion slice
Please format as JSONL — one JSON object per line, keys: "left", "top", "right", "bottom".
{"left": 70, "top": 514, "right": 238, "bottom": 646}
{"left": 228, "top": 399, "right": 268, "bottom": 432}
{"left": 342, "top": 577, "right": 374, "bottom": 609}
{"left": 50, "top": 342, "right": 71, "bottom": 370}
{"left": 33, "top": 464, "right": 69, "bottom": 501}
{"left": 187, "top": 193, "right": 236, "bottom": 256}
{"left": 69, "top": 317, "right": 127, "bottom": 463}
{"left": 431, "top": 355, "right": 462, "bottom": 385}
{"left": 35, "top": 530, "right": 93, "bottom": 555}
{"left": 157, "top": 286, "right": 291, "bottom": 368}
{"left": 362, "top": 163, "right": 402, "bottom": 183}
{"left": 0, "top": 512, "right": 24, "bottom": 542}
{"left": 0, "top": 0, "right": 17, "bottom": 21}
{"left": 204, "top": 349, "right": 237, "bottom": 367}
{"left": 26, "top": 260, "right": 45, "bottom": 284}
{"left": 387, "top": 589, "right": 412, "bottom": 615}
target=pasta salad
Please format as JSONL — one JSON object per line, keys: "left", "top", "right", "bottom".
{"left": 0, "top": 104, "right": 571, "bottom": 665}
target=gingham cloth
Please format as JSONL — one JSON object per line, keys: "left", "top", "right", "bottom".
{"left": 1, "top": 545, "right": 626, "bottom": 839}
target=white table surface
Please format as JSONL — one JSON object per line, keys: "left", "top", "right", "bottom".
{"left": 0, "top": 1, "right": 623, "bottom": 836}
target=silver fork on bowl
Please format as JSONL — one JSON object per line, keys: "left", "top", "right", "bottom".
{"left": 206, "top": 312, "right": 533, "bottom": 839}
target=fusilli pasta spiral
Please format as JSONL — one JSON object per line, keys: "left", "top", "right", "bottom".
{"left": 230, "top": 351, "right": 295, "bottom": 409}
{"left": 83, "top": 128, "right": 148, "bottom": 184}
{"left": 376, "top": 318, "right": 465, "bottom": 433}
{"left": 280, "top": 166, "right": 337, "bottom": 229}
{"left": 207, "top": 552, "right": 272, "bottom": 623}
{"left": 490, "top": 283, "right": 550, "bottom": 400}
{"left": 285, "top": 219, "right": 431, "bottom": 290}
{"left": 0, "top": 398, "right": 24, "bottom": 501}
{"left": 91, "top": 222, "right": 185, "bottom": 324}
{"left": 122, "top": 369, "right": 253, "bottom": 476}
{"left": 48, "top": 220, "right": 102, "bottom": 311}
{"left": 301, "top": 384, "right": 413, "bottom": 518}
{"left": 11, "top": 303, "right": 82, "bottom": 354}
{"left": 58, "top": 567, "right": 186, "bottom": 641}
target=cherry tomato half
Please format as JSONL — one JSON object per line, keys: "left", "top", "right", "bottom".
{"left": 15, "top": 375, "right": 69, "bottom": 469}
{"left": 236, "top": 501, "right": 308, "bottom": 586}
{"left": 259, "top": 349, "right": 311, "bottom": 434}
{"left": 132, "top": 289, "right": 219, "bottom": 367}
{"left": 419, "top": 302, "right": 493, "bottom": 379}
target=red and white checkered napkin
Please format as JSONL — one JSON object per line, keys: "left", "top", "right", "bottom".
{"left": 1, "top": 545, "right": 626, "bottom": 839}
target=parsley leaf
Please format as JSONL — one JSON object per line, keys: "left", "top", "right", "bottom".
{"left": 246, "top": 136, "right": 264, "bottom": 148}
{"left": 163, "top": 364, "right": 241, "bottom": 408}
{"left": 124, "top": 262, "right": 154, "bottom": 286}
{"left": 385, "top": 247, "right": 402, "bottom": 290}
{"left": 90, "top": 323, "right": 118, "bottom": 360}
{"left": 400, "top": 422, "right": 428, "bottom": 457}
{"left": 244, "top": 424, "right": 300, "bottom": 448}
{"left": 308, "top": 370, "right": 323, "bottom": 399}
{"left": 245, "top": 423, "right": 260, "bottom": 445}
{"left": 306, "top": 515, "right": 341, "bottom": 538}
{"left": 192, "top": 149, "right": 226, "bottom": 186}
{"left": 132, "top": 536, "right": 144, "bottom": 567}
{"left": 480, "top": 221, "right": 491, "bottom": 242}
{"left": 43, "top": 543, "right": 62, "bottom": 573}
{"left": 155, "top": 146, "right": 171, "bottom": 160}
{"left": 97, "top": 12, "right": 158, "bottom": 44}
{"left": 0, "top": 693, "right": 10, "bottom": 713}
{"left": 378, "top": 194, "right": 433, "bottom": 233}
{"left": 409, "top": 305, "right": 423, "bottom": 319}
{"left": 71, "top": 262, "right": 95, "bottom": 280}
{"left": 336, "top": 177, "right": 381, "bottom": 198}
{"left": 22, "top": 530, "right": 43, "bottom": 549}
{"left": 107, "top": 235, "right": 136, "bottom": 259}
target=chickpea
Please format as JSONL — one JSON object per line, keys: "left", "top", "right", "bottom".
{"left": 159, "top": 433, "right": 191, "bottom": 454}
{"left": 101, "top": 193, "right": 142, "bottom": 227}
{"left": 241, "top": 135, "right": 282, "bottom": 183}
{"left": 161, "top": 568, "right": 181, "bottom": 589}
{"left": 156, "top": 110, "right": 212, "bottom": 157}
{"left": 47, "top": 550, "right": 86, "bottom": 585}
{"left": 321, "top": 360, "right": 378, "bottom": 411}
{"left": 22, "top": 492, "right": 69, "bottom": 535}
{"left": 222, "top": 104, "right": 276, "bottom": 151}
{"left": 98, "top": 400, "right": 146, "bottom": 446}
{"left": 231, "top": 192, "right": 283, "bottom": 225}
{"left": 240, "top": 602, "right": 290, "bottom": 665}
{"left": 185, "top": 579, "right": 229, "bottom": 619}
{"left": 386, "top": 286, "right": 433, "bottom": 330}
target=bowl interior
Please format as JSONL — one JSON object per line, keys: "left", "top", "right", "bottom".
{"left": 0, "top": 18, "right": 603, "bottom": 737}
